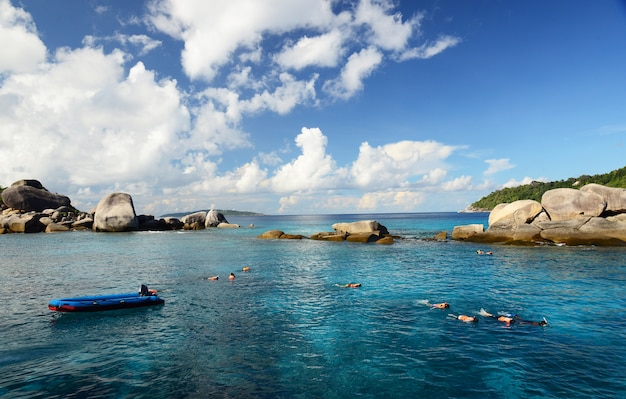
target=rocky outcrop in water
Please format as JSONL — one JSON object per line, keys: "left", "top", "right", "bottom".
{"left": 452, "top": 183, "right": 626, "bottom": 246}
{"left": 258, "top": 220, "right": 394, "bottom": 244}
{"left": 0, "top": 179, "right": 227, "bottom": 234}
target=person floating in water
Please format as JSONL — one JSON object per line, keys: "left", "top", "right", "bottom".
{"left": 335, "top": 283, "right": 361, "bottom": 288}
{"left": 479, "top": 309, "right": 514, "bottom": 325}
{"left": 480, "top": 309, "right": 548, "bottom": 326}
{"left": 242, "top": 266, "right": 250, "bottom": 272}
{"left": 417, "top": 299, "right": 450, "bottom": 309}
{"left": 476, "top": 249, "right": 493, "bottom": 255}
{"left": 229, "top": 273, "right": 235, "bottom": 281}
{"left": 208, "top": 276, "right": 219, "bottom": 281}
{"left": 448, "top": 314, "right": 478, "bottom": 323}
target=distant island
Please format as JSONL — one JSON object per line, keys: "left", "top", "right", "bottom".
{"left": 469, "top": 166, "right": 626, "bottom": 211}
{"left": 160, "top": 209, "right": 264, "bottom": 218}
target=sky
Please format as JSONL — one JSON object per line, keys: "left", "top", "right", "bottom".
{"left": 1, "top": 0, "right": 625, "bottom": 216}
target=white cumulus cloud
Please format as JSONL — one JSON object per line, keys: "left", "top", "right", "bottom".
{"left": 0, "top": 0, "right": 46, "bottom": 73}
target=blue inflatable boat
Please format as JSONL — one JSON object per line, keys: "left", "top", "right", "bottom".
{"left": 48, "top": 285, "right": 164, "bottom": 312}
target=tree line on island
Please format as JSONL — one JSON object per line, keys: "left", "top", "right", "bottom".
{"left": 469, "top": 166, "right": 626, "bottom": 211}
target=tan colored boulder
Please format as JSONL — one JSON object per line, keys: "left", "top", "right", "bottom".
{"left": 6, "top": 213, "right": 45, "bottom": 233}
{"left": 579, "top": 217, "right": 626, "bottom": 243}
{"left": 346, "top": 233, "right": 380, "bottom": 243}
{"left": 46, "top": 223, "right": 70, "bottom": 233}
{"left": 580, "top": 183, "right": 626, "bottom": 213}
{"left": 541, "top": 188, "right": 605, "bottom": 221}
{"left": 607, "top": 214, "right": 626, "bottom": 223}
{"left": 257, "top": 230, "right": 285, "bottom": 239}
{"left": 310, "top": 232, "right": 346, "bottom": 241}
{"left": 375, "top": 236, "right": 394, "bottom": 245}
{"left": 488, "top": 200, "right": 543, "bottom": 228}
{"left": 451, "top": 224, "right": 484, "bottom": 240}
{"left": 279, "top": 233, "right": 304, "bottom": 239}
{"left": 539, "top": 217, "right": 626, "bottom": 246}
{"left": 332, "top": 220, "right": 389, "bottom": 236}
{"left": 434, "top": 231, "right": 447, "bottom": 240}
{"left": 217, "top": 222, "right": 240, "bottom": 228}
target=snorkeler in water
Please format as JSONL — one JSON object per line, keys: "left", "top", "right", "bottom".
{"left": 479, "top": 309, "right": 514, "bottom": 325}
{"left": 480, "top": 308, "right": 548, "bottom": 326}
{"left": 417, "top": 299, "right": 450, "bottom": 309}
{"left": 448, "top": 314, "right": 478, "bottom": 323}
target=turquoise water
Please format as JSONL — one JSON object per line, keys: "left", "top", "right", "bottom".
{"left": 0, "top": 213, "right": 624, "bottom": 398}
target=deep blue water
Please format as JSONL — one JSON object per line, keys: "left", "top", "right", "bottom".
{"left": 0, "top": 212, "right": 624, "bottom": 398}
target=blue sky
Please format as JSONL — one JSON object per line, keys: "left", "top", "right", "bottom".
{"left": 1, "top": 0, "right": 625, "bottom": 216}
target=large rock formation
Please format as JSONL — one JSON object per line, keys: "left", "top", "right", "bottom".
{"left": 205, "top": 210, "right": 228, "bottom": 227}
{"left": 332, "top": 220, "right": 389, "bottom": 236}
{"left": 453, "top": 184, "right": 626, "bottom": 246}
{"left": 181, "top": 211, "right": 207, "bottom": 230}
{"left": 1, "top": 180, "right": 71, "bottom": 212}
{"left": 92, "top": 193, "right": 139, "bottom": 232}
{"left": 258, "top": 220, "right": 393, "bottom": 244}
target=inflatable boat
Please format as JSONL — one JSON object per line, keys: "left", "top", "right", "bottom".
{"left": 48, "top": 285, "right": 164, "bottom": 312}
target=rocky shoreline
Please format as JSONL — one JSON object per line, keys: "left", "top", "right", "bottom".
{"left": 0, "top": 179, "right": 394, "bottom": 244}
{"left": 451, "top": 183, "right": 626, "bottom": 246}
{"left": 5, "top": 179, "right": 625, "bottom": 246}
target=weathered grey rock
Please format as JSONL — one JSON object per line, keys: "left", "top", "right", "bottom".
{"left": 10, "top": 179, "right": 44, "bottom": 189}
{"left": 92, "top": 193, "right": 139, "bottom": 232}
{"left": 541, "top": 188, "right": 605, "bottom": 221}
{"left": 580, "top": 183, "right": 626, "bottom": 214}
{"left": 206, "top": 210, "right": 228, "bottom": 227}
{"left": 181, "top": 211, "right": 206, "bottom": 228}
{"left": 332, "top": 220, "right": 389, "bottom": 236}
{"left": 488, "top": 200, "right": 543, "bottom": 228}
{"left": 163, "top": 217, "right": 184, "bottom": 230}
{"left": 1, "top": 184, "right": 71, "bottom": 212}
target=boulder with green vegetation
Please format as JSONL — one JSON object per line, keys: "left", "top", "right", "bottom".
{"left": 453, "top": 183, "right": 626, "bottom": 246}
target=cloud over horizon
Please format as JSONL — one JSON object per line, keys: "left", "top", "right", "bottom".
{"left": 3, "top": 0, "right": 599, "bottom": 216}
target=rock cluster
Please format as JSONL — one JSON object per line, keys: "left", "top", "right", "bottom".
{"left": 0, "top": 179, "right": 231, "bottom": 234}
{"left": 452, "top": 183, "right": 626, "bottom": 246}
{"left": 258, "top": 220, "right": 394, "bottom": 244}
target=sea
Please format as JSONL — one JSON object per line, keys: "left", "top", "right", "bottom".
{"left": 0, "top": 212, "right": 624, "bottom": 399}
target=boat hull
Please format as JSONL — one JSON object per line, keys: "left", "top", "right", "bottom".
{"left": 48, "top": 292, "right": 164, "bottom": 312}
